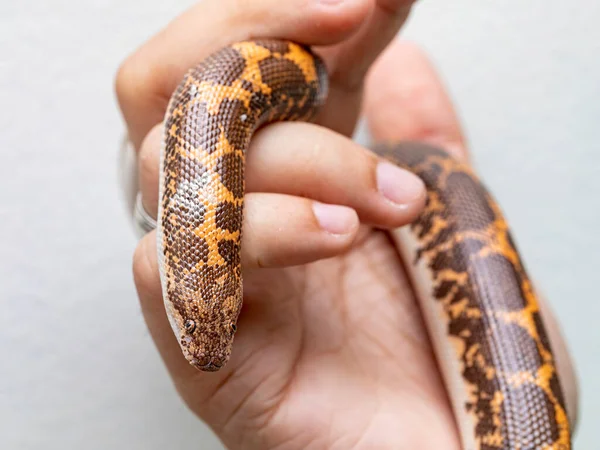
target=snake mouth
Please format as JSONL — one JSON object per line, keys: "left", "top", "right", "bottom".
{"left": 181, "top": 336, "right": 231, "bottom": 372}
{"left": 189, "top": 356, "right": 224, "bottom": 372}
{"left": 199, "top": 361, "right": 222, "bottom": 372}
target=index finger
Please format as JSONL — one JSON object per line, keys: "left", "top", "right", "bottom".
{"left": 115, "top": 0, "right": 415, "bottom": 148}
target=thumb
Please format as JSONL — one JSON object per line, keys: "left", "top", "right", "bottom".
{"left": 363, "top": 39, "right": 468, "bottom": 161}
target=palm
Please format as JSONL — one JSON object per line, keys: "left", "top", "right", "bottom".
{"left": 179, "top": 229, "right": 460, "bottom": 449}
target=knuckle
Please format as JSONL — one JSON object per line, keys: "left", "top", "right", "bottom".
{"left": 115, "top": 55, "right": 140, "bottom": 103}
{"left": 132, "top": 241, "right": 148, "bottom": 278}
{"left": 132, "top": 244, "right": 150, "bottom": 290}
{"left": 115, "top": 51, "right": 158, "bottom": 107}
{"left": 138, "top": 126, "right": 162, "bottom": 182}
{"left": 132, "top": 234, "right": 159, "bottom": 293}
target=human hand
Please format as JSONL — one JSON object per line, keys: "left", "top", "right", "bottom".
{"left": 116, "top": 1, "right": 578, "bottom": 448}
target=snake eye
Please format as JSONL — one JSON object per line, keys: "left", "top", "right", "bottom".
{"left": 184, "top": 320, "right": 196, "bottom": 333}
{"left": 230, "top": 323, "right": 237, "bottom": 333}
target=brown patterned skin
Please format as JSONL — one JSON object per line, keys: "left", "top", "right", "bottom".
{"left": 158, "top": 40, "right": 571, "bottom": 448}
{"left": 157, "top": 40, "right": 327, "bottom": 371}
{"left": 377, "top": 143, "right": 571, "bottom": 450}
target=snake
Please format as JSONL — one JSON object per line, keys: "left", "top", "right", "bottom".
{"left": 156, "top": 39, "right": 571, "bottom": 449}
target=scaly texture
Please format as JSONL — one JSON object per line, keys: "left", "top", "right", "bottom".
{"left": 157, "top": 40, "right": 327, "bottom": 371}
{"left": 158, "top": 39, "right": 571, "bottom": 449}
{"left": 378, "top": 143, "right": 570, "bottom": 450}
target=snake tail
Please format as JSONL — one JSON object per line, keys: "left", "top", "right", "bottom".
{"left": 379, "top": 142, "right": 571, "bottom": 450}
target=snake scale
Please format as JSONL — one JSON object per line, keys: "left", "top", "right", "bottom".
{"left": 157, "top": 40, "right": 571, "bottom": 449}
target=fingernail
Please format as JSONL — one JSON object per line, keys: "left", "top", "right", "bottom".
{"left": 312, "top": 202, "right": 357, "bottom": 235}
{"left": 376, "top": 161, "right": 425, "bottom": 207}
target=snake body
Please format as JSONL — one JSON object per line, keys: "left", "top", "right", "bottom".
{"left": 157, "top": 40, "right": 571, "bottom": 449}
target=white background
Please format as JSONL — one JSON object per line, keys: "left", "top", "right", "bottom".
{"left": 1, "top": 1, "right": 598, "bottom": 448}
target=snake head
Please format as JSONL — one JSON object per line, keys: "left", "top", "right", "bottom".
{"left": 177, "top": 315, "right": 239, "bottom": 372}
{"left": 163, "top": 270, "right": 243, "bottom": 373}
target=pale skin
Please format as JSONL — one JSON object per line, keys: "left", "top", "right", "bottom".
{"left": 116, "top": 0, "right": 578, "bottom": 448}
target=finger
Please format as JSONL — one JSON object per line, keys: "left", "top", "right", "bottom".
{"left": 363, "top": 40, "right": 468, "bottom": 160}
{"left": 116, "top": 0, "right": 417, "bottom": 149}
{"left": 363, "top": 40, "right": 578, "bottom": 426}
{"left": 138, "top": 122, "right": 426, "bottom": 227}
{"left": 315, "top": 0, "right": 414, "bottom": 135}
{"left": 241, "top": 194, "right": 359, "bottom": 268}
{"left": 321, "top": 0, "right": 412, "bottom": 91}
{"left": 247, "top": 122, "right": 426, "bottom": 225}
{"left": 138, "top": 187, "right": 359, "bottom": 269}
{"left": 137, "top": 124, "right": 163, "bottom": 217}
{"left": 117, "top": 0, "right": 371, "bottom": 148}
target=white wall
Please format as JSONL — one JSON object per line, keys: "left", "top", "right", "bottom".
{"left": 1, "top": 1, "right": 598, "bottom": 448}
